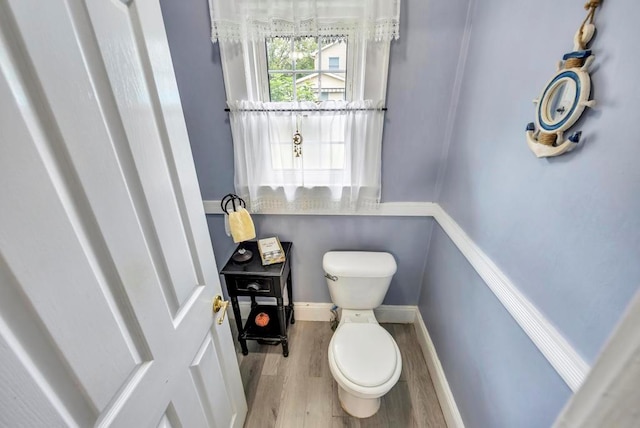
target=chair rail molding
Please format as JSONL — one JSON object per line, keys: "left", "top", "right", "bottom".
{"left": 205, "top": 199, "right": 590, "bottom": 391}
{"left": 204, "top": 200, "right": 438, "bottom": 216}
{"left": 431, "top": 205, "right": 590, "bottom": 392}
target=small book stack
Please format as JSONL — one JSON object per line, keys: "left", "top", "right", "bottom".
{"left": 257, "top": 237, "right": 285, "bottom": 265}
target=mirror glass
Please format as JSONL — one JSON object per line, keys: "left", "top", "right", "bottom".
{"left": 544, "top": 79, "right": 577, "bottom": 125}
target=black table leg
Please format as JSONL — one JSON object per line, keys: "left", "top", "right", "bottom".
{"left": 230, "top": 297, "right": 248, "bottom": 355}
{"left": 287, "top": 268, "right": 295, "bottom": 324}
{"left": 276, "top": 297, "right": 288, "bottom": 357}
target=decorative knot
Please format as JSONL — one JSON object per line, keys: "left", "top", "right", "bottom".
{"left": 584, "top": 1, "right": 601, "bottom": 10}
{"left": 577, "top": 0, "right": 601, "bottom": 49}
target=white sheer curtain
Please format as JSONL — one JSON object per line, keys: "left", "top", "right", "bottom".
{"left": 228, "top": 100, "right": 384, "bottom": 212}
{"left": 210, "top": 0, "right": 400, "bottom": 213}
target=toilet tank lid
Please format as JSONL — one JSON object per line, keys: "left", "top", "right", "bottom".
{"left": 323, "top": 251, "right": 397, "bottom": 277}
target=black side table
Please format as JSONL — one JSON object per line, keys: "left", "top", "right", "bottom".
{"left": 220, "top": 241, "right": 294, "bottom": 357}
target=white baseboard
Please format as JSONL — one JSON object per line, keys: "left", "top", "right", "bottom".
{"left": 229, "top": 301, "right": 417, "bottom": 323}
{"left": 375, "top": 304, "right": 417, "bottom": 323}
{"left": 228, "top": 301, "right": 332, "bottom": 322}
{"left": 414, "top": 311, "right": 465, "bottom": 428}
{"left": 290, "top": 302, "right": 334, "bottom": 321}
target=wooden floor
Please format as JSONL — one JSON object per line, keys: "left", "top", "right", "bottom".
{"left": 235, "top": 321, "right": 447, "bottom": 428}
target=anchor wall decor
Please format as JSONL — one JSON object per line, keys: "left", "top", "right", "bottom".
{"left": 526, "top": 1, "right": 601, "bottom": 158}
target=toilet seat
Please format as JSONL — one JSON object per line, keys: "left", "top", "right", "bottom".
{"left": 331, "top": 323, "right": 397, "bottom": 387}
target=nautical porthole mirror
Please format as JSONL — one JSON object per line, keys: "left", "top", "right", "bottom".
{"left": 526, "top": 1, "right": 601, "bottom": 158}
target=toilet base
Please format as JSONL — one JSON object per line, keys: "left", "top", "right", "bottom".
{"left": 337, "top": 384, "right": 381, "bottom": 418}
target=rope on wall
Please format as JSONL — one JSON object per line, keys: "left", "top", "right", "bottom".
{"left": 577, "top": 1, "right": 602, "bottom": 50}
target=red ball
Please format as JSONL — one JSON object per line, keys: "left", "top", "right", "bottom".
{"left": 255, "top": 312, "right": 270, "bottom": 327}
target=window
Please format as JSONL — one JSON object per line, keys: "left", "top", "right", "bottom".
{"left": 265, "top": 38, "right": 349, "bottom": 182}
{"left": 209, "top": 0, "right": 400, "bottom": 212}
{"left": 266, "top": 38, "right": 346, "bottom": 102}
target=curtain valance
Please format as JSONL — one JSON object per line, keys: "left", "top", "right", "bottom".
{"left": 208, "top": 0, "right": 401, "bottom": 43}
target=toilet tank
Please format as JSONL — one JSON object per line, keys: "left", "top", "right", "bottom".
{"left": 323, "top": 251, "right": 397, "bottom": 310}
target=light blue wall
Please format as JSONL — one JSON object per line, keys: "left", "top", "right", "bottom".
{"left": 420, "top": 0, "right": 640, "bottom": 426}
{"left": 159, "top": 0, "right": 234, "bottom": 199}
{"left": 160, "top": 0, "right": 470, "bottom": 305}
{"left": 208, "top": 216, "right": 433, "bottom": 303}
{"left": 383, "top": 0, "right": 471, "bottom": 201}
{"left": 422, "top": 226, "right": 571, "bottom": 427}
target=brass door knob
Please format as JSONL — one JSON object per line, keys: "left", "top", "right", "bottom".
{"left": 212, "top": 295, "right": 229, "bottom": 325}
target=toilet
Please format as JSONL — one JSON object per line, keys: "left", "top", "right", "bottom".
{"left": 323, "top": 251, "right": 402, "bottom": 418}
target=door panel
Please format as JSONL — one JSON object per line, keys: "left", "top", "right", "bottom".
{"left": 156, "top": 406, "right": 182, "bottom": 428}
{"left": 0, "top": 334, "right": 70, "bottom": 428}
{"left": 83, "top": 0, "right": 204, "bottom": 310}
{"left": 0, "top": 54, "right": 143, "bottom": 410}
{"left": 189, "top": 333, "right": 234, "bottom": 426}
{"left": 0, "top": 257, "right": 96, "bottom": 427}
{"left": 0, "top": 0, "right": 246, "bottom": 426}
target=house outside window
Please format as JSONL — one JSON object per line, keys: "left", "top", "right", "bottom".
{"left": 267, "top": 38, "right": 346, "bottom": 102}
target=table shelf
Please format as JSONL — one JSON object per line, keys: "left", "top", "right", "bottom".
{"left": 242, "top": 304, "right": 293, "bottom": 341}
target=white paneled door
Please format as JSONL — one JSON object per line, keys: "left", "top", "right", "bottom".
{"left": 0, "top": 0, "right": 246, "bottom": 427}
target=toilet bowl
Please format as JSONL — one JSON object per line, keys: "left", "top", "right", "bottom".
{"left": 327, "top": 310, "right": 402, "bottom": 418}
{"left": 323, "top": 251, "right": 401, "bottom": 418}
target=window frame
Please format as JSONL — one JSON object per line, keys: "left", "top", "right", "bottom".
{"left": 217, "top": 33, "right": 391, "bottom": 210}
{"left": 221, "top": 34, "right": 389, "bottom": 182}
{"left": 259, "top": 37, "right": 353, "bottom": 182}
